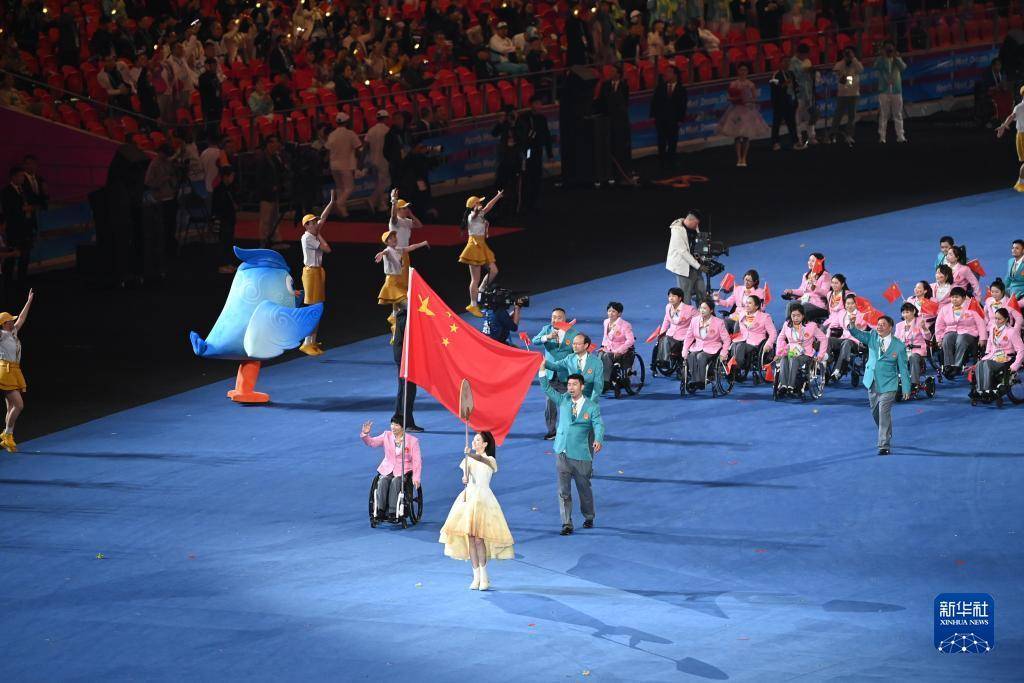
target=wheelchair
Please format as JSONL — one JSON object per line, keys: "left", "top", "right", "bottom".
{"left": 727, "top": 338, "right": 769, "bottom": 385}
{"left": 935, "top": 334, "right": 981, "bottom": 381}
{"left": 897, "top": 351, "right": 937, "bottom": 401}
{"left": 772, "top": 356, "right": 826, "bottom": 401}
{"left": 369, "top": 471, "right": 423, "bottom": 529}
{"left": 968, "top": 362, "right": 1024, "bottom": 408}
{"left": 825, "top": 336, "right": 867, "bottom": 388}
{"left": 650, "top": 335, "right": 682, "bottom": 379}
{"left": 679, "top": 352, "right": 734, "bottom": 397}
{"left": 606, "top": 349, "right": 645, "bottom": 399}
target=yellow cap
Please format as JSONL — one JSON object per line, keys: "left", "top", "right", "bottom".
{"left": 301, "top": 213, "right": 318, "bottom": 226}
{"left": 381, "top": 230, "right": 396, "bottom": 244}
{"left": 1020, "top": 84, "right": 1024, "bottom": 97}
{"left": 465, "top": 195, "right": 484, "bottom": 209}
{"left": 395, "top": 199, "right": 410, "bottom": 209}
{"left": 0, "top": 313, "right": 17, "bottom": 325}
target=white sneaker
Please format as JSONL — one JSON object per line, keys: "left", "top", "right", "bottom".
{"left": 478, "top": 566, "right": 490, "bottom": 591}
{"left": 470, "top": 567, "right": 480, "bottom": 590}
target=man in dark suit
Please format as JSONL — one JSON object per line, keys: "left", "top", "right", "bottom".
{"left": 58, "top": 3, "right": 81, "bottom": 67}
{"left": 198, "top": 58, "right": 223, "bottom": 139}
{"left": 649, "top": 68, "right": 688, "bottom": 171}
{"left": 268, "top": 34, "right": 295, "bottom": 78}
{"left": 393, "top": 305, "right": 423, "bottom": 432}
{"left": 596, "top": 64, "right": 632, "bottom": 183}
{"left": 517, "top": 95, "right": 553, "bottom": 210}
{"left": 1, "top": 167, "right": 35, "bottom": 288}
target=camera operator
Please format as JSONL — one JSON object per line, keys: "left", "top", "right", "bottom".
{"left": 831, "top": 47, "right": 863, "bottom": 146}
{"left": 480, "top": 289, "right": 525, "bottom": 346}
{"left": 665, "top": 210, "right": 708, "bottom": 306}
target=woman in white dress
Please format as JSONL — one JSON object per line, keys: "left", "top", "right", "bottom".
{"left": 0, "top": 288, "right": 33, "bottom": 452}
{"left": 439, "top": 431, "right": 514, "bottom": 591}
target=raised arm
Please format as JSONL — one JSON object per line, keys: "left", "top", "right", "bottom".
{"left": 316, "top": 189, "right": 334, "bottom": 227}
{"left": 360, "top": 420, "right": 385, "bottom": 447}
{"left": 480, "top": 189, "right": 504, "bottom": 216}
{"left": 847, "top": 323, "right": 871, "bottom": 345}
{"left": 390, "top": 188, "right": 400, "bottom": 221}
{"left": 13, "top": 289, "right": 33, "bottom": 333}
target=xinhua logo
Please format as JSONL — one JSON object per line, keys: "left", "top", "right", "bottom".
{"left": 934, "top": 593, "right": 995, "bottom": 653}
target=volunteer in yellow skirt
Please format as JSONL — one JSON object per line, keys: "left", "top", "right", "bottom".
{"left": 376, "top": 230, "right": 429, "bottom": 340}
{"left": 459, "top": 190, "right": 503, "bottom": 317}
{"left": 389, "top": 188, "right": 422, "bottom": 276}
{"left": 0, "top": 288, "right": 34, "bottom": 453}
{"left": 996, "top": 85, "right": 1024, "bottom": 192}
{"left": 298, "top": 190, "right": 334, "bottom": 356}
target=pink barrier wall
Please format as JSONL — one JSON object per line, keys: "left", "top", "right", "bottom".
{"left": 2, "top": 106, "right": 119, "bottom": 203}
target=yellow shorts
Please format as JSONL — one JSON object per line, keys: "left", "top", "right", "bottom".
{"left": 302, "top": 266, "right": 326, "bottom": 304}
{"left": 378, "top": 275, "right": 408, "bottom": 305}
{"left": 1016, "top": 132, "right": 1024, "bottom": 163}
{"left": 458, "top": 236, "right": 496, "bottom": 266}
{"left": 0, "top": 361, "right": 26, "bottom": 392}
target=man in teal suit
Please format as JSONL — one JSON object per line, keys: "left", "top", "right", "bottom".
{"left": 540, "top": 370, "right": 605, "bottom": 535}
{"left": 849, "top": 315, "right": 911, "bottom": 455}
{"left": 544, "top": 333, "right": 604, "bottom": 402}
{"left": 1007, "top": 239, "right": 1024, "bottom": 300}
{"left": 533, "top": 307, "right": 578, "bottom": 439}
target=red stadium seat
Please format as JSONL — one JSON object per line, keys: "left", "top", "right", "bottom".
{"left": 450, "top": 92, "right": 467, "bottom": 118}
{"left": 483, "top": 83, "right": 501, "bottom": 113}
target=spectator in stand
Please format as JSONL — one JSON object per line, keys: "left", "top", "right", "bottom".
{"left": 143, "top": 144, "right": 178, "bottom": 258}
{"left": 596, "top": 63, "right": 632, "bottom": 183}
{"left": 474, "top": 45, "right": 498, "bottom": 81}
{"left": 326, "top": 112, "right": 362, "bottom": 218}
{"left": 412, "top": 107, "right": 438, "bottom": 141}
{"left": 875, "top": 40, "right": 908, "bottom": 144}
{"left": 566, "top": 2, "right": 591, "bottom": 67}
{"left": 621, "top": 11, "right": 646, "bottom": 63}
{"left": 199, "top": 135, "right": 224, "bottom": 199}
{"left": 365, "top": 110, "right": 392, "bottom": 215}
{"left": 167, "top": 41, "right": 198, "bottom": 117}
{"left": 212, "top": 165, "right": 238, "bottom": 274}
{"left": 0, "top": 74, "right": 32, "bottom": 113}
{"left": 58, "top": 3, "right": 82, "bottom": 67}
{"left": 332, "top": 60, "right": 359, "bottom": 102}
{"left": 831, "top": 47, "right": 863, "bottom": 146}
{"left": 769, "top": 65, "right": 800, "bottom": 151}
{"left": 269, "top": 34, "right": 296, "bottom": 77}
{"left": 130, "top": 53, "right": 161, "bottom": 124}
{"left": 270, "top": 73, "right": 295, "bottom": 112}
{"left": 248, "top": 79, "right": 273, "bottom": 118}
{"left": 650, "top": 68, "right": 688, "bottom": 171}
{"left": 647, "top": 20, "right": 671, "bottom": 60}
{"left": 97, "top": 55, "right": 133, "bottom": 112}
{"left": 198, "top": 58, "right": 223, "bottom": 138}
{"left": 90, "top": 19, "right": 117, "bottom": 61}
{"left": 674, "top": 19, "right": 702, "bottom": 54}
{"left": 790, "top": 43, "right": 818, "bottom": 146}
{"left": 254, "top": 135, "right": 287, "bottom": 250}
{"left": 757, "top": 0, "right": 785, "bottom": 42}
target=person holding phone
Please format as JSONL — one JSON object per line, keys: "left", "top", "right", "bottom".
{"left": 831, "top": 47, "right": 863, "bottom": 145}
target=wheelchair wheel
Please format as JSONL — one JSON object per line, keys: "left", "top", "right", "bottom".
{"left": 714, "top": 358, "right": 734, "bottom": 396}
{"left": 398, "top": 476, "right": 424, "bottom": 527}
{"left": 649, "top": 346, "right": 661, "bottom": 377}
{"left": 1008, "top": 370, "right": 1024, "bottom": 405}
{"left": 368, "top": 474, "right": 381, "bottom": 528}
{"left": 925, "top": 376, "right": 936, "bottom": 398}
{"left": 624, "top": 354, "right": 646, "bottom": 396}
{"left": 807, "top": 362, "right": 826, "bottom": 400}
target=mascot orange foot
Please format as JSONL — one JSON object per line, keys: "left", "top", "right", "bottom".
{"left": 227, "top": 360, "right": 270, "bottom": 403}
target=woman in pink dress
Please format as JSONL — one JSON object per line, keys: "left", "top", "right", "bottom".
{"left": 717, "top": 64, "right": 770, "bottom": 167}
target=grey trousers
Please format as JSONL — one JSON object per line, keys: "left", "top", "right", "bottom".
{"left": 375, "top": 474, "right": 404, "bottom": 516}
{"left": 975, "top": 359, "right": 1011, "bottom": 392}
{"left": 556, "top": 453, "right": 594, "bottom": 528}
{"left": 832, "top": 95, "right": 857, "bottom": 140}
{"left": 868, "top": 385, "right": 896, "bottom": 449}
{"left": 544, "top": 378, "right": 567, "bottom": 435}
{"left": 908, "top": 354, "right": 924, "bottom": 385}
{"left": 676, "top": 271, "right": 707, "bottom": 307}
{"left": 942, "top": 332, "right": 978, "bottom": 368}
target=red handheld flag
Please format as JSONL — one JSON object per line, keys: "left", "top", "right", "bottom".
{"left": 725, "top": 356, "right": 737, "bottom": 374}
{"left": 400, "top": 269, "right": 542, "bottom": 444}
{"left": 762, "top": 282, "right": 772, "bottom": 306}
{"left": 1007, "top": 296, "right": 1022, "bottom": 313}
{"left": 862, "top": 308, "right": 883, "bottom": 327}
{"left": 719, "top": 273, "right": 735, "bottom": 291}
{"left": 645, "top": 326, "right": 662, "bottom": 343}
{"left": 552, "top": 318, "right": 577, "bottom": 331}
{"left": 730, "top": 331, "right": 743, "bottom": 341}
{"left": 919, "top": 298, "right": 939, "bottom": 316}
{"left": 968, "top": 298, "right": 984, "bottom": 317}
{"left": 762, "top": 363, "right": 775, "bottom": 382}
{"left": 967, "top": 259, "right": 986, "bottom": 277}
{"left": 882, "top": 282, "right": 902, "bottom": 304}
{"left": 854, "top": 296, "right": 874, "bottom": 314}
{"left": 518, "top": 331, "right": 531, "bottom": 346}
{"left": 587, "top": 342, "right": 598, "bottom": 353}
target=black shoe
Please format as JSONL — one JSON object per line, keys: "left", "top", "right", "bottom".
{"left": 543, "top": 432, "right": 556, "bottom": 440}
{"left": 560, "top": 525, "right": 573, "bottom": 536}
{"left": 582, "top": 520, "right": 594, "bottom": 529}
{"left": 405, "top": 424, "right": 424, "bottom": 433}
{"left": 878, "top": 448, "right": 891, "bottom": 456}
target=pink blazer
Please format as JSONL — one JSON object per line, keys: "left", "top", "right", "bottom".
{"left": 907, "top": 295, "right": 937, "bottom": 323}
{"left": 982, "top": 324, "right": 1024, "bottom": 371}
{"left": 983, "top": 296, "right": 1023, "bottom": 329}
{"left": 931, "top": 282, "right": 953, "bottom": 308}
{"left": 825, "top": 288, "right": 853, "bottom": 313}
{"left": 952, "top": 263, "right": 979, "bottom": 295}
{"left": 362, "top": 432, "right": 423, "bottom": 483}
{"left": 786, "top": 270, "right": 831, "bottom": 309}
{"left": 602, "top": 318, "right": 635, "bottom": 355}
{"left": 683, "top": 315, "right": 730, "bottom": 355}
{"left": 718, "top": 285, "right": 765, "bottom": 313}
{"left": 824, "top": 308, "right": 869, "bottom": 344}
{"left": 935, "top": 303, "right": 989, "bottom": 343}
{"left": 732, "top": 310, "right": 777, "bottom": 348}
{"left": 775, "top": 322, "right": 828, "bottom": 359}
{"left": 660, "top": 302, "right": 697, "bottom": 340}
{"left": 895, "top": 318, "right": 932, "bottom": 357}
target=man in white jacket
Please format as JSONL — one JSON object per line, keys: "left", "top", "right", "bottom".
{"left": 666, "top": 212, "right": 706, "bottom": 305}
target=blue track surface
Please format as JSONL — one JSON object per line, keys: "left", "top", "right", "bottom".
{"left": 2, "top": 191, "right": 1022, "bottom": 681}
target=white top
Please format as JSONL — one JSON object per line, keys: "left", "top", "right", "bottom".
{"left": 1013, "top": 102, "right": 1024, "bottom": 133}
{"left": 199, "top": 146, "right": 221, "bottom": 192}
{"left": 382, "top": 246, "right": 403, "bottom": 275}
{"left": 556, "top": 328, "right": 566, "bottom": 344}
{"left": 461, "top": 454, "right": 497, "bottom": 490}
{"left": 0, "top": 330, "right": 21, "bottom": 363}
{"left": 488, "top": 34, "right": 516, "bottom": 60}
{"left": 326, "top": 127, "right": 362, "bottom": 171}
{"left": 389, "top": 215, "right": 414, "bottom": 248}
{"left": 879, "top": 334, "right": 891, "bottom": 353}
{"left": 364, "top": 122, "right": 389, "bottom": 166}
{"left": 574, "top": 353, "right": 587, "bottom": 372}
{"left": 467, "top": 212, "right": 488, "bottom": 237}
{"left": 301, "top": 231, "right": 322, "bottom": 267}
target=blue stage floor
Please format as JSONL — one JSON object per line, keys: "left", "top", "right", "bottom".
{"left": 2, "top": 191, "right": 1022, "bottom": 681}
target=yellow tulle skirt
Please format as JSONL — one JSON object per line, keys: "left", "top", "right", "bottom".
{"left": 377, "top": 274, "right": 408, "bottom": 305}
{"left": 439, "top": 485, "right": 515, "bottom": 561}
{"left": 458, "top": 236, "right": 496, "bottom": 266}
{"left": 0, "top": 361, "right": 26, "bottom": 392}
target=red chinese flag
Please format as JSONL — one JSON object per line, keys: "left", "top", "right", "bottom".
{"left": 730, "top": 331, "right": 743, "bottom": 341}
{"left": 587, "top": 342, "right": 598, "bottom": 353}
{"left": 720, "top": 273, "right": 735, "bottom": 291}
{"left": 401, "top": 269, "right": 541, "bottom": 444}
{"left": 855, "top": 296, "right": 873, "bottom": 313}
{"left": 725, "top": 356, "right": 737, "bottom": 374}
{"left": 863, "top": 307, "right": 882, "bottom": 327}
{"left": 518, "top": 331, "right": 531, "bottom": 346}
{"left": 645, "top": 326, "right": 661, "bottom": 343}
{"left": 882, "top": 282, "right": 902, "bottom": 304}
{"left": 1007, "top": 296, "right": 1022, "bottom": 313}
{"left": 968, "top": 298, "right": 984, "bottom": 318}
{"left": 762, "top": 363, "right": 775, "bottom": 382}
{"left": 762, "top": 282, "right": 772, "bottom": 306}
{"left": 967, "top": 259, "right": 985, "bottom": 277}
{"left": 553, "top": 318, "right": 577, "bottom": 331}
{"left": 919, "top": 298, "right": 939, "bottom": 316}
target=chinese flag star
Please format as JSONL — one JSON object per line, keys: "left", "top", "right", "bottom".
{"left": 450, "top": 323, "right": 458, "bottom": 333}
{"left": 441, "top": 337, "right": 450, "bottom": 347}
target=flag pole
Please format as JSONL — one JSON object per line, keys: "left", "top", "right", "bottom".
{"left": 400, "top": 268, "right": 414, "bottom": 492}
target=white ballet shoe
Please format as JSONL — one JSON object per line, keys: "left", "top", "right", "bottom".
{"left": 478, "top": 566, "right": 490, "bottom": 591}
{"left": 469, "top": 566, "right": 480, "bottom": 590}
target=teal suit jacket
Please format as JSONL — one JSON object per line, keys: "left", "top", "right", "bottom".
{"left": 541, "top": 375, "right": 605, "bottom": 461}
{"left": 532, "top": 324, "right": 578, "bottom": 380}
{"left": 849, "top": 326, "right": 912, "bottom": 395}
{"left": 1006, "top": 256, "right": 1024, "bottom": 299}
{"left": 545, "top": 352, "right": 604, "bottom": 400}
